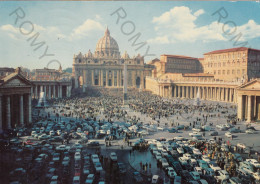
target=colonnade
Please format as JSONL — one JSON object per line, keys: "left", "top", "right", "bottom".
{"left": 158, "top": 85, "right": 237, "bottom": 103}
{"left": 238, "top": 95, "right": 260, "bottom": 122}
{"left": 31, "top": 84, "right": 71, "bottom": 99}
{"left": 0, "top": 93, "right": 32, "bottom": 131}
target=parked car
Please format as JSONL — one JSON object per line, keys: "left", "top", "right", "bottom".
{"left": 133, "top": 172, "right": 143, "bottom": 183}
{"left": 110, "top": 152, "right": 117, "bottom": 162}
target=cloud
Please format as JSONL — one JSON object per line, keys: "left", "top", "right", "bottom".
{"left": 194, "top": 9, "right": 205, "bottom": 17}
{"left": 69, "top": 19, "right": 104, "bottom": 39}
{"left": 0, "top": 23, "right": 65, "bottom": 41}
{"left": 150, "top": 6, "right": 260, "bottom": 44}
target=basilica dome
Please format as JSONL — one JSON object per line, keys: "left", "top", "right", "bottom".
{"left": 95, "top": 28, "right": 120, "bottom": 58}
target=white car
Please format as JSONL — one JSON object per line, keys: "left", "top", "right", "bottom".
{"left": 225, "top": 132, "right": 233, "bottom": 138}
{"left": 177, "top": 147, "right": 184, "bottom": 154}
{"left": 189, "top": 132, "right": 202, "bottom": 137}
{"left": 202, "top": 155, "right": 211, "bottom": 163}
{"left": 217, "top": 170, "right": 230, "bottom": 180}
{"left": 155, "top": 153, "right": 162, "bottom": 161}
{"left": 110, "top": 152, "right": 117, "bottom": 162}
{"left": 94, "top": 162, "right": 103, "bottom": 172}
{"left": 237, "top": 143, "right": 246, "bottom": 149}
{"left": 161, "top": 158, "right": 169, "bottom": 168}
{"left": 152, "top": 175, "right": 159, "bottom": 184}
{"left": 161, "top": 150, "right": 168, "bottom": 157}
{"left": 209, "top": 162, "right": 221, "bottom": 172}
{"left": 194, "top": 167, "right": 203, "bottom": 175}
{"left": 183, "top": 153, "right": 192, "bottom": 160}
{"left": 91, "top": 154, "right": 100, "bottom": 163}
{"left": 245, "top": 129, "right": 255, "bottom": 134}
{"left": 178, "top": 157, "right": 188, "bottom": 165}
{"left": 253, "top": 172, "right": 260, "bottom": 180}
{"left": 167, "top": 167, "right": 177, "bottom": 179}
{"left": 246, "top": 159, "right": 260, "bottom": 168}
{"left": 193, "top": 148, "right": 202, "bottom": 155}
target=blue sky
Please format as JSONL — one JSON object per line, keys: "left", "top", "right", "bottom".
{"left": 0, "top": 1, "right": 260, "bottom": 70}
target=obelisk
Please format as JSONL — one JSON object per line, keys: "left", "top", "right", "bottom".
{"left": 123, "top": 62, "right": 128, "bottom": 105}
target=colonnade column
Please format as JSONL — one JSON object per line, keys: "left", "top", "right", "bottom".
{"left": 20, "top": 95, "right": 24, "bottom": 126}
{"left": 92, "top": 70, "right": 94, "bottom": 86}
{"left": 174, "top": 86, "right": 177, "bottom": 97}
{"left": 35, "top": 85, "right": 38, "bottom": 99}
{"left": 247, "top": 95, "right": 252, "bottom": 122}
{"left": 117, "top": 70, "right": 120, "bottom": 87}
{"left": 6, "top": 95, "right": 11, "bottom": 129}
{"left": 53, "top": 86, "right": 56, "bottom": 98}
{"left": 169, "top": 86, "right": 172, "bottom": 98}
{"left": 101, "top": 70, "right": 103, "bottom": 87}
{"left": 49, "top": 86, "right": 51, "bottom": 99}
{"left": 0, "top": 95, "right": 2, "bottom": 132}
{"left": 28, "top": 93, "right": 32, "bottom": 123}
{"left": 106, "top": 70, "right": 108, "bottom": 87}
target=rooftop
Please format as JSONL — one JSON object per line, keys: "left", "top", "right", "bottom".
{"left": 183, "top": 73, "right": 214, "bottom": 77}
{"left": 161, "top": 54, "right": 198, "bottom": 60}
{"left": 204, "top": 47, "right": 260, "bottom": 55}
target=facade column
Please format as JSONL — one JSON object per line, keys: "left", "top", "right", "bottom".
{"left": 169, "top": 86, "right": 172, "bottom": 98}
{"left": 6, "top": 95, "right": 11, "bottom": 129}
{"left": 0, "top": 95, "right": 2, "bottom": 132}
{"left": 53, "top": 85, "right": 56, "bottom": 98}
{"left": 140, "top": 71, "right": 144, "bottom": 89}
{"left": 20, "top": 94, "right": 24, "bottom": 126}
{"left": 75, "top": 74, "right": 79, "bottom": 88}
{"left": 229, "top": 88, "right": 232, "bottom": 102}
{"left": 117, "top": 70, "right": 120, "bottom": 87}
{"left": 112, "top": 70, "right": 115, "bottom": 87}
{"left": 43, "top": 86, "right": 46, "bottom": 96}
{"left": 28, "top": 94, "right": 32, "bottom": 124}
{"left": 181, "top": 86, "right": 184, "bottom": 98}
{"left": 175, "top": 86, "right": 178, "bottom": 97}
{"left": 237, "top": 95, "right": 243, "bottom": 120}
{"left": 190, "top": 87, "right": 193, "bottom": 99}
{"left": 91, "top": 70, "right": 94, "bottom": 86}
{"left": 35, "top": 85, "right": 38, "bottom": 99}
{"left": 101, "top": 70, "right": 103, "bottom": 87}
{"left": 49, "top": 85, "right": 51, "bottom": 99}
{"left": 247, "top": 95, "right": 252, "bottom": 122}
{"left": 186, "top": 86, "right": 189, "bottom": 98}
{"left": 106, "top": 70, "right": 108, "bottom": 87}
{"left": 178, "top": 86, "right": 181, "bottom": 98}
{"left": 60, "top": 86, "right": 62, "bottom": 98}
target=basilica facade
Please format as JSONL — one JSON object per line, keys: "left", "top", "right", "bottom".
{"left": 72, "top": 28, "right": 153, "bottom": 89}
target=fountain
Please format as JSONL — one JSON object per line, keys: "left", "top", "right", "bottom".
{"left": 194, "top": 88, "right": 201, "bottom": 106}
{"left": 36, "top": 86, "right": 49, "bottom": 108}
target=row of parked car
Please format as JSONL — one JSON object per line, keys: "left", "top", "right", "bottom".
{"left": 145, "top": 135, "right": 260, "bottom": 184}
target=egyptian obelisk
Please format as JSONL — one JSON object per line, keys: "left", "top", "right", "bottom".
{"left": 123, "top": 62, "right": 128, "bottom": 105}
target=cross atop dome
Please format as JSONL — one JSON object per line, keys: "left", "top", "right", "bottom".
{"left": 105, "top": 26, "right": 110, "bottom": 36}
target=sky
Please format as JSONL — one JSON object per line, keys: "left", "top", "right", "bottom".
{"left": 0, "top": 1, "right": 260, "bottom": 70}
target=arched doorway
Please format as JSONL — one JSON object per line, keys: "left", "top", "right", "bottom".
{"left": 136, "top": 77, "right": 140, "bottom": 88}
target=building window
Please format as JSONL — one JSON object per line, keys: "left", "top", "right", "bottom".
{"left": 218, "top": 70, "right": 221, "bottom": 75}
{"left": 237, "top": 69, "right": 240, "bottom": 74}
{"left": 222, "top": 70, "right": 225, "bottom": 75}
{"left": 232, "top": 70, "right": 235, "bottom": 74}
{"left": 242, "top": 69, "right": 245, "bottom": 74}
{"left": 214, "top": 70, "right": 216, "bottom": 74}
{"left": 227, "top": 70, "right": 230, "bottom": 74}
